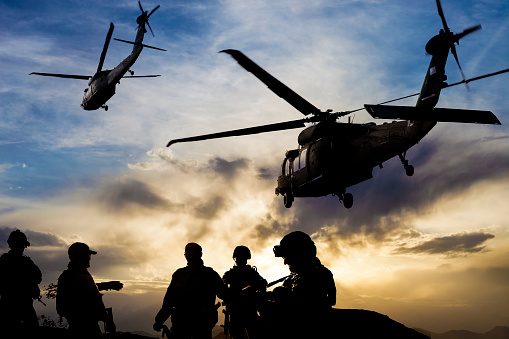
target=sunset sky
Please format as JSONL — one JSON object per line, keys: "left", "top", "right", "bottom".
{"left": 1, "top": 0, "right": 509, "bottom": 335}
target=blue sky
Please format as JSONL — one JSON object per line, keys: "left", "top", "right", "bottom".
{"left": 1, "top": 0, "right": 509, "bottom": 335}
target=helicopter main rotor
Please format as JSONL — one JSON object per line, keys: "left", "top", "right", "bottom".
{"left": 166, "top": 47, "right": 508, "bottom": 148}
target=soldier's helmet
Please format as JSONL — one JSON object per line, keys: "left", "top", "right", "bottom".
{"left": 7, "top": 230, "right": 30, "bottom": 248}
{"left": 273, "top": 231, "right": 316, "bottom": 260}
{"left": 233, "top": 245, "right": 251, "bottom": 259}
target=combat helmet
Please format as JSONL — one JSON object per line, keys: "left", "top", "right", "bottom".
{"left": 233, "top": 245, "right": 251, "bottom": 259}
{"left": 273, "top": 231, "right": 316, "bottom": 259}
{"left": 7, "top": 230, "right": 30, "bottom": 248}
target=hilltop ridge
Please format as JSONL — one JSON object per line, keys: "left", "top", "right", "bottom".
{"left": 415, "top": 326, "right": 509, "bottom": 339}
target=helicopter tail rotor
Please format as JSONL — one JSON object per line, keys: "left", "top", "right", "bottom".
{"left": 435, "top": 0, "right": 482, "bottom": 88}
{"left": 137, "top": 1, "right": 160, "bottom": 37}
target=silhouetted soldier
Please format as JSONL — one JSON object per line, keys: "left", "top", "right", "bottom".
{"left": 56, "top": 242, "right": 122, "bottom": 339}
{"left": 153, "top": 242, "right": 225, "bottom": 339}
{"left": 268, "top": 231, "right": 336, "bottom": 339}
{"left": 222, "top": 246, "right": 267, "bottom": 339}
{"left": 0, "top": 230, "right": 42, "bottom": 337}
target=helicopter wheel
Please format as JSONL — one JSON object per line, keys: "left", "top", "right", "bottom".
{"left": 283, "top": 193, "right": 293, "bottom": 208}
{"left": 405, "top": 165, "right": 414, "bottom": 177}
{"left": 343, "top": 193, "right": 353, "bottom": 209}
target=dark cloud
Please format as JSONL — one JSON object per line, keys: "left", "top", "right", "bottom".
{"left": 153, "top": 152, "right": 249, "bottom": 180}
{"left": 0, "top": 226, "right": 66, "bottom": 249}
{"left": 98, "top": 179, "right": 172, "bottom": 212}
{"left": 392, "top": 232, "right": 495, "bottom": 257}
{"left": 256, "top": 166, "right": 278, "bottom": 180}
{"left": 207, "top": 157, "right": 248, "bottom": 178}
{"left": 191, "top": 195, "right": 228, "bottom": 219}
{"left": 255, "top": 211, "right": 289, "bottom": 240}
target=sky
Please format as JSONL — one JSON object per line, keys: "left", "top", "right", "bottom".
{"left": 1, "top": 0, "right": 509, "bottom": 335}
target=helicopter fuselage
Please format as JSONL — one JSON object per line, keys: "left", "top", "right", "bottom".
{"left": 276, "top": 120, "right": 436, "bottom": 201}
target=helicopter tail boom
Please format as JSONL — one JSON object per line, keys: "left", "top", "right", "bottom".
{"left": 364, "top": 104, "right": 501, "bottom": 125}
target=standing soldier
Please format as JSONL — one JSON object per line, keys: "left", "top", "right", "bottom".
{"left": 153, "top": 242, "right": 225, "bottom": 339}
{"left": 56, "top": 242, "right": 122, "bottom": 339}
{"left": 0, "top": 229, "right": 42, "bottom": 337}
{"left": 222, "top": 246, "right": 267, "bottom": 339}
{"left": 268, "top": 231, "right": 336, "bottom": 339}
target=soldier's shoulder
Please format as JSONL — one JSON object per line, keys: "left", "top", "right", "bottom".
{"left": 203, "top": 265, "right": 221, "bottom": 278}
{"left": 315, "top": 264, "right": 334, "bottom": 280}
{"left": 172, "top": 266, "right": 189, "bottom": 277}
{"left": 222, "top": 268, "right": 233, "bottom": 279}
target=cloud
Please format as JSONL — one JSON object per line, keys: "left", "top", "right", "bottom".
{"left": 191, "top": 194, "right": 228, "bottom": 219}
{"left": 0, "top": 226, "right": 66, "bottom": 249}
{"left": 0, "top": 163, "right": 15, "bottom": 173}
{"left": 96, "top": 178, "right": 173, "bottom": 212}
{"left": 392, "top": 231, "right": 495, "bottom": 257}
{"left": 207, "top": 157, "right": 248, "bottom": 178}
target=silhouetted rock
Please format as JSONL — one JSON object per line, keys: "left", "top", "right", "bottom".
{"left": 415, "top": 326, "right": 509, "bottom": 339}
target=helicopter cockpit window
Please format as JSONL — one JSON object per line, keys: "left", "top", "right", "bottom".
{"left": 299, "top": 149, "right": 307, "bottom": 170}
{"left": 286, "top": 159, "right": 292, "bottom": 176}
{"left": 294, "top": 149, "right": 306, "bottom": 172}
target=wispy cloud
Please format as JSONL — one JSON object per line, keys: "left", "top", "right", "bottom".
{"left": 392, "top": 231, "right": 495, "bottom": 257}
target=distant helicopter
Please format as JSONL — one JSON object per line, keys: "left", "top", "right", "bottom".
{"left": 30, "top": 1, "right": 165, "bottom": 111}
{"left": 167, "top": 0, "right": 508, "bottom": 209}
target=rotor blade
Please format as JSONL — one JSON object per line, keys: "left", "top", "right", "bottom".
{"left": 444, "top": 68, "right": 509, "bottom": 88}
{"left": 146, "top": 21, "right": 155, "bottom": 37}
{"left": 122, "top": 75, "right": 160, "bottom": 78}
{"left": 436, "top": 0, "right": 450, "bottom": 32}
{"left": 167, "top": 119, "right": 307, "bottom": 147}
{"left": 455, "top": 24, "right": 482, "bottom": 42}
{"left": 365, "top": 105, "right": 500, "bottom": 125}
{"left": 450, "top": 44, "right": 469, "bottom": 89}
{"left": 221, "top": 49, "right": 321, "bottom": 116}
{"left": 29, "top": 72, "right": 91, "bottom": 80}
{"left": 97, "top": 23, "right": 114, "bottom": 74}
{"left": 138, "top": 0, "right": 144, "bottom": 13}
{"left": 114, "top": 38, "right": 167, "bottom": 51}
{"left": 148, "top": 5, "right": 160, "bottom": 18}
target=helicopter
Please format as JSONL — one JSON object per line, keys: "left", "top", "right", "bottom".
{"left": 30, "top": 1, "right": 164, "bottom": 111}
{"left": 166, "top": 0, "right": 508, "bottom": 209}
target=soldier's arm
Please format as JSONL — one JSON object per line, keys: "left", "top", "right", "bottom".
{"left": 97, "top": 281, "right": 123, "bottom": 291}
{"left": 154, "top": 275, "right": 178, "bottom": 330}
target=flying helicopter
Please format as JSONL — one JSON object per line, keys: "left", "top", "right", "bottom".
{"left": 166, "top": 0, "right": 508, "bottom": 209}
{"left": 30, "top": 1, "right": 165, "bottom": 111}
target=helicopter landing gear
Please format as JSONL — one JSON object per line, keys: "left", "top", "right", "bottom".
{"left": 398, "top": 152, "right": 414, "bottom": 177}
{"left": 128, "top": 69, "right": 134, "bottom": 76}
{"left": 338, "top": 192, "right": 353, "bottom": 209}
{"left": 283, "top": 192, "right": 294, "bottom": 208}
{"left": 101, "top": 105, "right": 109, "bottom": 111}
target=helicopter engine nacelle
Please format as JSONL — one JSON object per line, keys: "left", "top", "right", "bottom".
{"left": 425, "top": 33, "right": 449, "bottom": 56}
